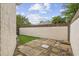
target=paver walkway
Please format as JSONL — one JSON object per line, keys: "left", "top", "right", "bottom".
{"left": 14, "top": 39, "right": 73, "bottom": 56}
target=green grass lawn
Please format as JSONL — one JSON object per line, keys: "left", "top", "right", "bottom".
{"left": 18, "top": 35, "right": 41, "bottom": 45}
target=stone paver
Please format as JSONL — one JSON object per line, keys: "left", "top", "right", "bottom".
{"left": 52, "top": 48, "right": 61, "bottom": 54}
{"left": 14, "top": 39, "right": 73, "bottom": 56}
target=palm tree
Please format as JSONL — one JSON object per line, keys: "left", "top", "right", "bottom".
{"left": 62, "top": 3, "right": 79, "bottom": 23}
{"left": 51, "top": 16, "right": 66, "bottom": 24}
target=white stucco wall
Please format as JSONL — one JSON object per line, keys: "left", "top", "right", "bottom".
{"left": 0, "top": 3, "right": 16, "bottom": 56}
{"left": 20, "top": 26, "right": 68, "bottom": 41}
{"left": 70, "top": 18, "right": 79, "bottom": 56}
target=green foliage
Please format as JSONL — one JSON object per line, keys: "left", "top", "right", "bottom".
{"left": 40, "top": 20, "right": 51, "bottom": 24}
{"left": 62, "top": 3, "right": 79, "bottom": 23}
{"left": 51, "top": 16, "right": 66, "bottom": 24}
{"left": 16, "top": 15, "right": 31, "bottom": 27}
{"left": 18, "top": 35, "right": 41, "bottom": 44}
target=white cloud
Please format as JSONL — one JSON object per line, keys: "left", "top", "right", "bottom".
{"left": 20, "top": 12, "right": 25, "bottom": 16}
{"left": 27, "top": 14, "right": 49, "bottom": 24}
{"left": 16, "top": 12, "right": 25, "bottom": 16}
{"left": 27, "top": 14, "right": 41, "bottom": 24}
{"left": 29, "top": 4, "right": 43, "bottom": 11}
{"left": 44, "top": 3, "right": 49, "bottom": 7}
{"left": 44, "top": 3, "right": 50, "bottom": 10}
{"left": 28, "top": 3, "right": 51, "bottom": 14}
{"left": 59, "top": 9, "right": 66, "bottom": 13}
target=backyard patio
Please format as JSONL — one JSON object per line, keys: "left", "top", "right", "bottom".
{"left": 14, "top": 36, "right": 73, "bottom": 56}
{"left": 0, "top": 3, "right": 79, "bottom": 56}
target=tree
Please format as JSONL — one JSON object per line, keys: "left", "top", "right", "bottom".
{"left": 62, "top": 3, "right": 79, "bottom": 23}
{"left": 16, "top": 15, "right": 31, "bottom": 35}
{"left": 16, "top": 15, "right": 31, "bottom": 28}
{"left": 51, "top": 16, "right": 66, "bottom": 24}
{"left": 40, "top": 20, "right": 51, "bottom": 24}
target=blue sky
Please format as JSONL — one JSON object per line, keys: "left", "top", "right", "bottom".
{"left": 16, "top": 3, "right": 65, "bottom": 24}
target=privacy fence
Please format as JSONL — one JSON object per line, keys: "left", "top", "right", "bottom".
{"left": 20, "top": 24, "right": 68, "bottom": 41}
{"left": 70, "top": 9, "right": 79, "bottom": 56}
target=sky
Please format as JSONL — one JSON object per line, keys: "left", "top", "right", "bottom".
{"left": 16, "top": 3, "right": 65, "bottom": 24}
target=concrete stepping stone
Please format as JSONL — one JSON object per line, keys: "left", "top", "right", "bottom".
{"left": 19, "top": 45, "right": 48, "bottom": 56}
{"left": 52, "top": 48, "right": 61, "bottom": 54}
{"left": 59, "top": 44, "right": 70, "bottom": 51}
